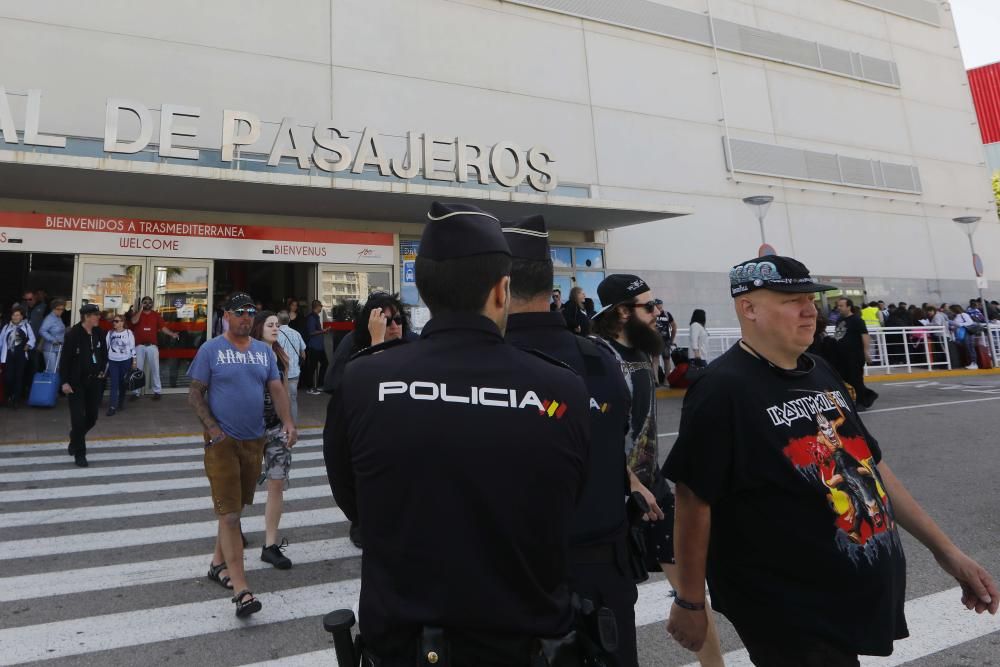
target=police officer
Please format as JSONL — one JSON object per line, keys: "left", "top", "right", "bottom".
{"left": 323, "top": 202, "right": 590, "bottom": 667}
{"left": 503, "top": 214, "right": 640, "bottom": 667}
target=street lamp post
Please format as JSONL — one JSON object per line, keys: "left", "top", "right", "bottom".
{"left": 953, "top": 216, "right": 995, "bottom": 369}
{"left": 743, "top": 195, "right": 775, "bottom": 256}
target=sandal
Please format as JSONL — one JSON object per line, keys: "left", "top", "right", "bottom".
{"left": 207, "top": 561, "right": 233, "bottom": 590}
{"left": 232, "top": 589, "right": 262, "bottom": 618}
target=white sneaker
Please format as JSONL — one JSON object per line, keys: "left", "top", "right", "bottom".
{"left": 965, "top": 364, "right": 979, "bottom": 370}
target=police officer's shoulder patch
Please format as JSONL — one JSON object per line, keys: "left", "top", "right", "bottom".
{"left": 519, "top": 347, "right": 577, "bottom": 374}
{"left": 348, "top": 337, "right": 407, "bottom": 362}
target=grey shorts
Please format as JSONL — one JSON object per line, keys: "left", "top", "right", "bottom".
{"left": 258, "top": 426, "right": 292, "bottom": 487}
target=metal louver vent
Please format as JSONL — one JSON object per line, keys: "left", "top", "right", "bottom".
{"left": 726, "top": 138, "right": 922, "bottom": 193}
{"left": 844, "top": 0, "right": 940, "bottom": 26}
{"left": 505, "top": 0, "right": 900, "bottom": 87}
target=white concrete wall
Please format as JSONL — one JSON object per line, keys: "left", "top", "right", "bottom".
{"left": 0, "top": 0, "right": 995, "bottom": 300}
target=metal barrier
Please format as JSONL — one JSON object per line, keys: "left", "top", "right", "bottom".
{"left": 673, "top": 325, "right": 963, "bottom": 375}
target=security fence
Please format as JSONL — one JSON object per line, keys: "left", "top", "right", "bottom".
{"left": 672, "top": 325, "right": 1000, "bottom": 375}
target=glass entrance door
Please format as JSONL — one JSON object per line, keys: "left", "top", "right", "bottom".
{"left": 150, "top": 260, "right": 213, "bottom": 391}
{"left": 76, "top": 256, "right": 213, "bottom": 393}
{"left": 317, "top": 264, "right": 394, "bottom": 321}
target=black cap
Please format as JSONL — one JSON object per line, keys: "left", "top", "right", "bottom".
{"left": 592, "top": 274, "right": 651, "bottom": 320}
{"left": 729, "top": 256, "right": 837, "bottom": 298}
{"left": 224, "top": 292, "right": 255, "bottom": 311}
{"left": 501, "top": 214, "right": 549, "bottom": 261}
{"left": 79, "top": 303, "right": 101, "bottom": 317}
{"left": 419, "top": 202, "right": 510, "bottom": 261}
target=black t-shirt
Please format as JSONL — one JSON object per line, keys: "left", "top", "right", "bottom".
{"left": 663, "top": 345, "right": 907, "bottom": 656}
{"left": 655, "top": 311, "right": 674, "bottom": 341}
{"left": 607, "top": 339, "right": 660, "bottom": 487}
{"left": 835, "top": 314, "right": 868, "bottom": 367}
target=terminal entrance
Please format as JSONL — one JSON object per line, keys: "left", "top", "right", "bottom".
{"left": 0, "top": 252, "right": 74, "bottom": 315}
{"left": 76, "top": 255, "right": 213, "bottom": 392}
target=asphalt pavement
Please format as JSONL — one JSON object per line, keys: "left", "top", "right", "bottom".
{"left": 0, "top": 377, "right": 998, "bottom": 666}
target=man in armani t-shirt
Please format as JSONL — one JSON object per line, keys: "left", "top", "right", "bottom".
{"left": 591, "top": 273, "right": 725, "bottom": 665}
{"left": 664, "top": 255, "right": 998, "bottom": 666}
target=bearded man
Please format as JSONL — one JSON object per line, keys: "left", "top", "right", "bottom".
{"left": 591, "top": 274, "right": 724, "bottom": 666}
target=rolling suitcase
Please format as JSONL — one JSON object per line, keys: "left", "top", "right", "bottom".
{"left": 976, "top": 344, "right": 993, "bottom": 370}
{"left": 27, "top": 349, "right": 60, "bottom": 408}
{"left": 27, "top": 369, "right": 60, "bottom": 407}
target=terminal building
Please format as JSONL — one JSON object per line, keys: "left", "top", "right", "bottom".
{"left": 0, "top": 0, "right": 995, "bottom": 388}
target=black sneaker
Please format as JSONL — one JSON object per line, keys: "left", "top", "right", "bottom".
{"left": 152, "top": 393, "right": 162, "bottom": 401}
{"left": 74, "top": 454, "right": 89, "bottom": 468}
{"left": 261, "top": 538, "right": 292, "bottom": 570}
{"left": 106, "top": 406, "right": 116, "bottom": 417}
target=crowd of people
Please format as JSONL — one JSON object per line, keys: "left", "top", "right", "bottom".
{"left": 4, "top": 208, "right": 1000, "bottom": 665}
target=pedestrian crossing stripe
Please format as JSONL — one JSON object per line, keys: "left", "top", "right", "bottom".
{"left": 0, "top": 435, "right": 996, "bottom": 666}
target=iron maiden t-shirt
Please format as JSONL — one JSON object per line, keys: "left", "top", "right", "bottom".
{"left": 663, "top": 345, "right": 907, "bottom": 656}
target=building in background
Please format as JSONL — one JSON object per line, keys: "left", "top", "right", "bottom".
{"left": 968, "top": 61, "right": 1000, "bottom": 174}
{"left": 0, "top": 0, "right": 995, "bottom": 370}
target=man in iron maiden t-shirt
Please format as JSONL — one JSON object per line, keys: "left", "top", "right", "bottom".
{"left": 663, "top": 256, "right": 998, "bottom": 666}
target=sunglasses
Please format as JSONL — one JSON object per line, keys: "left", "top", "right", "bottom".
{"left": 386, "top": 314, "right": 404, "bottom": 325}
{"left": 624, "top": 300, "right": 658, "bottom": 314}
{"left": 113, "top": 319, "right": 123, "bottom": 323}
{"left": 230, "top": 308, "right": 257, "bottom": 317}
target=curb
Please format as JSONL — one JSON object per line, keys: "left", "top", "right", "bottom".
{"left": 656, "top": 367, "right": 1000, "bottom": 399}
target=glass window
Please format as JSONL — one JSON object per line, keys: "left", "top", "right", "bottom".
{"left": 550, "top": 246, "right": 573, "bottom": 269}
{"left": 552, "top": 275, "right": 573, "bottom": 305}
{"left": 574, "top": 271, "right": 606, "bottom": 310}
{"left": 574, "top": 248, "right": 604, "bottom": 269}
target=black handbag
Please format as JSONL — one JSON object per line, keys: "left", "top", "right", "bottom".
{"left": 125, "top": 368, "right": 146, "bottom": 392}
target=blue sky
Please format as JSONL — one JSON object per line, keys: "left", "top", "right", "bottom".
{"left": 952, "top": 0, "right": 1000, "bottom": 69}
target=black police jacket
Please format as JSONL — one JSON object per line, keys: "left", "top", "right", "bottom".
{"left": 323, "top": 312, "right": 590, "bottom": 649}
{"left": 507, "top": 311, "right": 630, "bottom": 548}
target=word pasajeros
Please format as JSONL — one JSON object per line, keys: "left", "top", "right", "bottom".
{"left": 0, "top": 87, "right": 557, "bottom": 192}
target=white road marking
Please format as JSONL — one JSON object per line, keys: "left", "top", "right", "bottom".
{"left": 0, "top": 578, "right": 363, "bottom": 664}
{"left": 0, "top": 507, "right": 345, "bottom": 560}
{"left": 0, "top": 449, "right": 326, "bottom": 482}
{"left": 3, "top": 482, "right": 337, "bottom": 527}
{"left": 239, "top": 650, "right": 339, "bottom": 667}
{"left": 0, "top": 464, "right": 329, "bottom": 503}
{"left": 0, "top": 429, "right": 324, "bottom": 453}
{"left": 677, "top": 586, "right": 1000, "bottom": 667}
{"left": 0, "top": 537, "right": 360, "bottom": 602}
{"left": 863, "top": 396, "right": 1000, "bottom": 415}
{"left": 0, "top": 440, "right": 322, "bottom": 467}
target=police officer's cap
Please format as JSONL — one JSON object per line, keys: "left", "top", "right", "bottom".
{"left": 501, "top": 214, "right": 549, "bottom": 261}
{"left": 419, "top": 202, "right": 511, "bottom": 261}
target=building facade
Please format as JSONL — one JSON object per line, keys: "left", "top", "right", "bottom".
{"left": 0, "top": 0, "right": 995, "bottom": 370}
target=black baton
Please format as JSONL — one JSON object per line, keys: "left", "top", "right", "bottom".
{"left": 323, "top": 609, "right": 358, "bottom": 666}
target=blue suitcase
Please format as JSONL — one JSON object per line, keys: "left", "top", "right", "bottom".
{"left": 27, "top": 371, "right": 60, "bottom": 408}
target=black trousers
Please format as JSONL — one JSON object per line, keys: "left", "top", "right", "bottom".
{"left": 305, "top": 348, "right": 328, "bottom": 389}
{"left": 842, "top": 363, "right": 876, "bottom": 407}
{"left": 735, "top": 625, "right": 859, "bottom": 667}
{"left": 568, "top": 558, "right": 639, "bottom": 667}
{"left": 68, "top": 378, "right": 103, "bottom": 456}
{"left": 4, "top": 350, "right": 28, "bottom": 402}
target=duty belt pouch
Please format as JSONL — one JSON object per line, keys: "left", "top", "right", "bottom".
{"left": 625, "top": 492, "right": 650, "bottom": 584}
{"left": 418, "top": 627, "right": 450, "bottom": 666}
{"left": 533, "top": 631, "right": 582, "bottom": 667}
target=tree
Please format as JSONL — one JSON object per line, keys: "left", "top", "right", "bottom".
{"left": 994, "top": 172, "right": 1000, "bottom": 219}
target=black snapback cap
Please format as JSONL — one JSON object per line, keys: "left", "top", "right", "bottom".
{"left": 729, "top": 256, "right": 836, "bottom": 298}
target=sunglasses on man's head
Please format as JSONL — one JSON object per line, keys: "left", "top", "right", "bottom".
{"left": 113, "top": 319, "right": 123, "bottom": 323}
{"left": 624, "top": 300, "right": 658, "bottom": 314}
{"left": 230, "top": 307, "right": 257, "bottom": 317}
